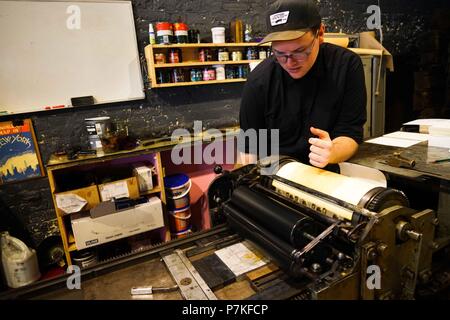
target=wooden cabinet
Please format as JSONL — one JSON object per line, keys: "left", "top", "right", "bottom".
{"left": 144, "top": 43, "right": 270, "bottom": 88}
{"left": 47, "top": 150, "right": 169, "bottom": 266}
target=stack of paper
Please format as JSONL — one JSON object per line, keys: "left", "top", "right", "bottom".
{"left": 366, "top": 131, "right": 429, "bottom": 148}
{"left": 428, "top": 121, "right": 450, "bottom": 149}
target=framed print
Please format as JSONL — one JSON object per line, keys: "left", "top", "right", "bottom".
{"left": 0, "top": 119, "right": 44, "bottom": 184}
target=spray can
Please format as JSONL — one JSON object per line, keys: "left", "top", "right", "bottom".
{"left": 149, "top": 23, "right": 156, "bottom": 45}
{"left": 244, "top": 24, "right": 252, "bottom": 42}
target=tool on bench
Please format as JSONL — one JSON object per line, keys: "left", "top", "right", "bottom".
{"left": 130, "top": 284, "right": 179, "bottom": 295}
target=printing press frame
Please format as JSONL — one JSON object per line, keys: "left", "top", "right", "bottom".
{"left": 0, "top": 158, "right": 445, "bottom": 300}
{"left": 207, "top": 156, "right": 438, "bottom": 300}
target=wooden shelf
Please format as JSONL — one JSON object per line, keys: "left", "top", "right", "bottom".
{"left": 144, "top": 43, "right": 267, "bottom": 88}
{"left": 140, "top": 186, "right": 161, "bottom": 195}
{"left": 151, "top": 42, "right": 269, "bottom": 48}
{"left": 154, "top": 60, "right": 262, "bottom": 68}
{"left": 68, "top": 234, "right": 77, "bottom": 252}
{"left": 152, "top": 78, "right": 246, "bottom": 88}
{"left": 47, "top": 152, "right": 170, "bottom": 266}
{"left": 68, "top": 243, "right": 77, "bottom": 252}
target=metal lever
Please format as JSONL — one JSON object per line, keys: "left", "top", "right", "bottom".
{"left": 130, "top": 285, "right": 179, "bottom": 295}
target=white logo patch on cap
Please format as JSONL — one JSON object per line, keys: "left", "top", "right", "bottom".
{"left": 270, "top": 11, "right": 290, "bottom": 26}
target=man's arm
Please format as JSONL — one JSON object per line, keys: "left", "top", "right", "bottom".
{"left": 308, "top": 127, "right": 358, "bottom": 168}
{"left": 308, "top": 53, "right": 367, "bottom": 168}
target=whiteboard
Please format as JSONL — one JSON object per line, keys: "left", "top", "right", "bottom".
{"left": 0, "top": 0, "right": 145, "bottom": 115}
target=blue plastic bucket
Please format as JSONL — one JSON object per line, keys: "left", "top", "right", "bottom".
{"left": 164, "top": 174, "right": 191, "bottom": 210}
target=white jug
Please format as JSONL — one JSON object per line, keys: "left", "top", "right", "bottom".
{"left": 1, "top": 232, "right": 41, "bottom": 288}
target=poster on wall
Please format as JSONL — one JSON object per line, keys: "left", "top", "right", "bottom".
{"left": 0, "top": 119, "right": 44, "bottom": 184}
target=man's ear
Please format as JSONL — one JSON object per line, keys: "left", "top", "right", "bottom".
{"left": 318, "top": 23, "right": 326, "bottom": 44}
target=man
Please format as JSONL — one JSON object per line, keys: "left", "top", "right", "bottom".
{"left": 239, "top": 0, "right": 367, "bottom": 170}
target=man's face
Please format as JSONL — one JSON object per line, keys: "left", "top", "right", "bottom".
{"left": 271, "top": 27, "right": 322, "bottom": 79}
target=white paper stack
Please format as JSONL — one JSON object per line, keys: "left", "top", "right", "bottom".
{"left": 429, "top": 122, "right": 450, "bottom": 149}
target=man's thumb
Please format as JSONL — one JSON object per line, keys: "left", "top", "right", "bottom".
{"left": 310, "top": 126, "right": 330, "bottom": 140}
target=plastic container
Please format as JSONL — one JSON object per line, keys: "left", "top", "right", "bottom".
{"left": 165, "top": 173, "right": 192, "bottom": 210}
{"left": 211, "top": 27, "right": 225, "bottom": 43}
{"left": 85, "top": 116, "right": 112, "bottom": 151}
{"left": 71, "top": 249, "right": 97, "bottom": 269}
{"left": 169, "top": 48, "right": 182, "bottom": 63}
{"left": 171, "top": 227, "right": 192, "bottom": 239}
{"left": 168, "top": 206, "right": 191, "bottom": 233}
{"left": 174, "top": 22, "right": 189, "bottom": 44}
{"left": 155, "top": 22, "right": 174, "bottom": 44}
{"left": 1, "top": 232, "right": 41, "bottom": 288}
{"left": 188, "top": 29, "right": 200, "bottom": 43}
{"left": 214, "top": 65, "right": 226, "bottom": 80}
{"left": 85, "top": 116, "right": 112, "bottom": 138}
{"left": 231, "top": 51, "right": 242, "bottom": 61}
{"left": 218, "top": 48, "right": 229, "bottom": 61}
{"left": 203, "top": 68, "right": 216, "bottom": 81}
{"left": 149, "top": 23, "right": 156, "bottom": 44}
{"left": 164, "top": 173, "right": 191, "bottom": 196}
{"left": 154, "top": 53, "right": 166, "bottom": 64}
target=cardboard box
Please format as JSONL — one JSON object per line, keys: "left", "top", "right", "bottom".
{"left": 98, "top": 176, "right": 139, "bottom": 201}
{"left": 133, "top": 165, "right": 153, "bottom": 192}
{"left": 71, "top": 197, "right": 164, "bottom": 250}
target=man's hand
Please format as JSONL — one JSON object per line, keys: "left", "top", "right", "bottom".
{"left": 308, "top": 127, "right": 333, "bottom": 168}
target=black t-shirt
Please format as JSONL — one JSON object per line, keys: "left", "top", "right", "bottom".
{"left": 239, "top": 42, "right": 367, "bottom": 164}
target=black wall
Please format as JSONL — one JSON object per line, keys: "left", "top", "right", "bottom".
{"left": 0, "top": 0, "right": 449, "bottom": 247}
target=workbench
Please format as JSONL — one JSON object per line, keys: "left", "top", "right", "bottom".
{"left": 350, "top": 141, "right": 450, "bottom": 242}
{"left": 0, "top": 226, "right": 309, "bottom": 301}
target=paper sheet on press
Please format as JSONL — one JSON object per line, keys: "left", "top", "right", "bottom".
{"left": 215, "top": 241, "right": 269, "bottom": 276}
{"left": 55, "top": 193, "right": 88, "bottom": 214}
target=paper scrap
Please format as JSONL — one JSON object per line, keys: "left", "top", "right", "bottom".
{"left": 338, "top": 162, "right": 387, "bottom": 188}
{"left": 215, "top": 241, "right": 269, "bottom": 276}
{"left": 55, "top": 193, "right": 88, "bottom": 214}
{"left": 366, "top": 136, "right": 421, "bottom": 148}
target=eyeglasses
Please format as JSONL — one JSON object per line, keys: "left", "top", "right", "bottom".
{"left": 272, "top": 31, "right": 319, "bottom": 64}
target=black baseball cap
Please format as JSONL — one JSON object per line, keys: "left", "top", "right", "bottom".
{"left": 260, "top": 0, "right": 321, "bottom": 44}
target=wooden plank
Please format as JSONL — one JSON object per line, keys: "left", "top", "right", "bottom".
{"left": 154, "top": 60, "right": 261, "bottom": 68}
{"left": 148, "top": 43, "right": 268, "bottom": 49}
{"left": 215, "top": 280, "right": 255, "bottom": 300}
{"left": 153, "top": 79, "right": 246, "bottom": 88}
{"left": 191, "top": 254, "right": 236, "bottom": 290}
{"left": 246, "top": 263, "right": 279, "bottom": 282}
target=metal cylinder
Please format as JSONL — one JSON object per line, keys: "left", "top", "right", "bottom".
{"left": 229, "top": 186, "right": 320, "bottom": 248}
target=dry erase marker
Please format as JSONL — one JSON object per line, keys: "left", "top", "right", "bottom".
{"left": 44, "top": 105, "right": 65, "bottom": 110}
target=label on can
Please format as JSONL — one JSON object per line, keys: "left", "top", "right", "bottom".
{"left": 231, "top": 51, "right": 242, "bottom": 61}
{"left": 218, "top": 51, "right": 229, "bottom": 61}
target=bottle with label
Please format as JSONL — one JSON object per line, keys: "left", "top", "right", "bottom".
{"left": 149, "top": 23, "right": 156, "bottom": 45}
{"left": 244, "top": 24, "right": 252, "bottom": 42}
